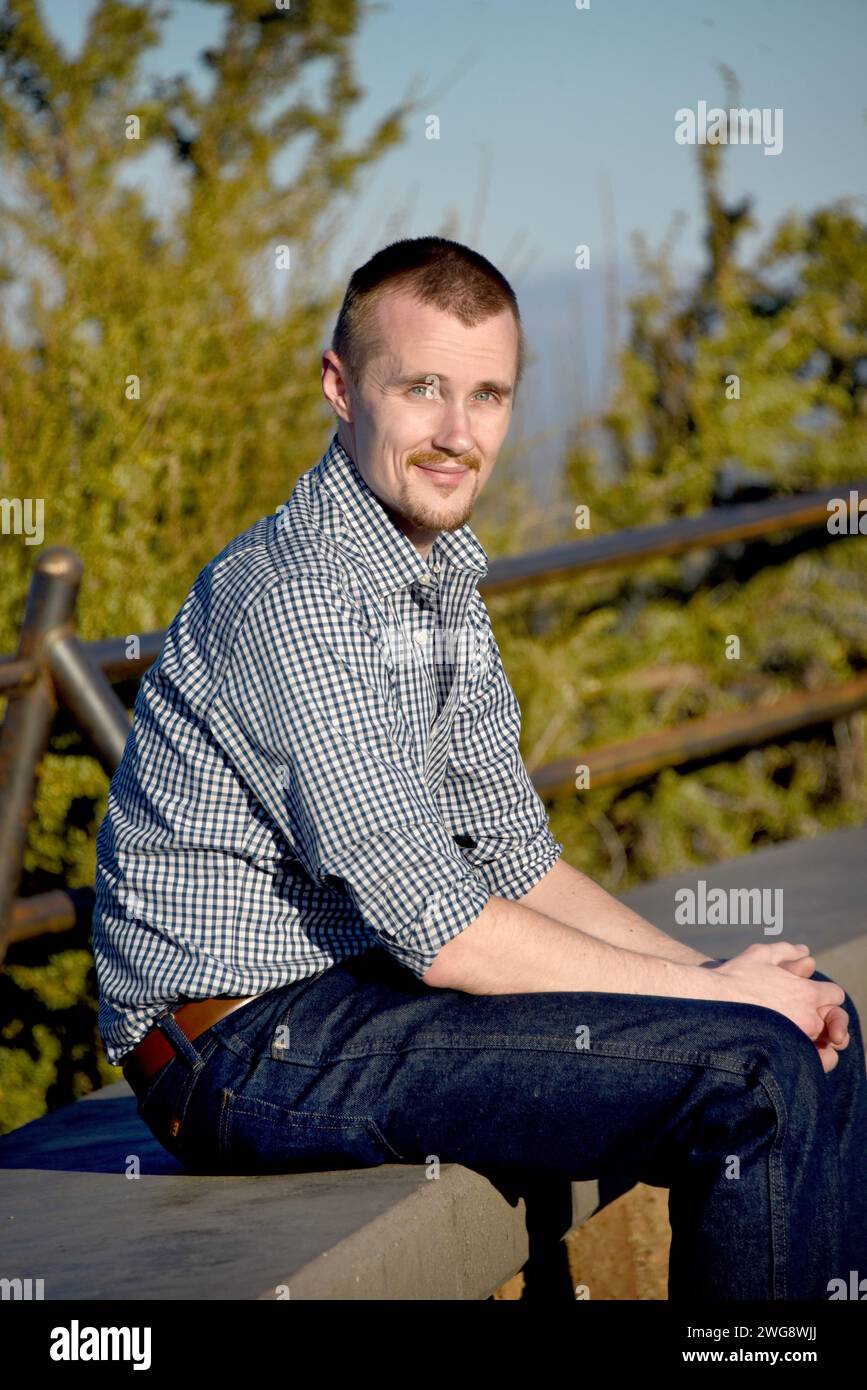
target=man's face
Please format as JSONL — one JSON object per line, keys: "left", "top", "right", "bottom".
{"left": 322, "top": 288, "right": 518, "bottom": 552}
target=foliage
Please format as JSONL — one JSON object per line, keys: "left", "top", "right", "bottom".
{"left": 1, "top": 16, "right": 865, "bottom": 1130}
{"left": 0, "top": 0, "right": 409, "bottom": 1130}
{"left": 512, "top": 140, "right": 867, "bottom": 891}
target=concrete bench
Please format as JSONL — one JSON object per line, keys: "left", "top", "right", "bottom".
{"left": 2, "top": 822, "right": 866, "bottom": 1299}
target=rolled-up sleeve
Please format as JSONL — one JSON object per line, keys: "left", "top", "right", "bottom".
{"left": 437, "top": 601, "right": 563, "bottom": 899}
{"left": 207, "top": 575, "right": 490, "bottom": 977}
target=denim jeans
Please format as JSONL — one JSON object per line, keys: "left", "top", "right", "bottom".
{"left": 129, "top": 948, "right": 867, "bottom": 1300}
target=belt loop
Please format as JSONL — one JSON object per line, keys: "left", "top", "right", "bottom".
{"left": 155, "top": 1009, "right": 206, "bottom": 1070}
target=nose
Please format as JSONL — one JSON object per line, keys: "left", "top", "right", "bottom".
{"left": 430, "top": 400, "right": 473, "bottom": 458}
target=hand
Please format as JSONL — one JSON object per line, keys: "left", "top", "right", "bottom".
{"left": 711, "top": 942, "right": 847, "bottom": 1074}
{"left": 777, "top": 943, "right": 850, "bottom": 1072}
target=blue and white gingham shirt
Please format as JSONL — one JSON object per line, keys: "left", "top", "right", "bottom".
{"left": 92, "top": 433, "right": 563, "bottom": 1063}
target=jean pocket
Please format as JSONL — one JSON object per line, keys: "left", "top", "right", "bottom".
{"left": 133, "top": 1054, "right": 178, "bottom": 1113}
{"left": 217, "top": 1089, "right": 403, "bottom": 1173}
{"left": 137, "top": 1035, "right": 220, "bottom": 1164}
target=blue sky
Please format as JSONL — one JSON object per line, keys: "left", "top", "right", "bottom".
{"left": 48, "top": 0, "right": 867, "bottom": 273}
{"left": 42, "top": 0, "right": 867, "bottom": 493}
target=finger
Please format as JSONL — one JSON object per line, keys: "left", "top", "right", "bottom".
{"left": 815, "top": 1025, "right": 848, "bottom": 1051}
{"left": 818, "top": 1046, "right": 841, "bottom": 1073}
{"left": 814, "top": 981, "right": 847, "bottom": 1010}
{"left": 824, "top": 1007, "right": 850, "bottom": 1045}
{"left": 812, "top": 1031, "right": 843, "bottom": 1072}
{"left": 779, "top": 954, "right": 816, "bottom": 978}
{"left": 814, "top": 1007, "right": 850, "bottom": 1048}
{"left": 759, "top": 941, "right": 813, "bottom": 964}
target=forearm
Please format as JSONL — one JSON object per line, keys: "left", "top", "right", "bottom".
{"left": 423, "top": 892, "right": 724, "bottom": 999}
{"left": 519, "top": 857, "right": 717, "bottom": 968}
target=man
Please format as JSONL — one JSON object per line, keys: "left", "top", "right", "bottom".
{"left": 93, "top": 235, "right": 866, "bottom": 1300}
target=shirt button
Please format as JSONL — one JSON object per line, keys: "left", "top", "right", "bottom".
{"left": 417, "top": 572, "right": 432, "bottom": 586}
{"left": 413, "top": 630, "right": 428, "bottom": 646}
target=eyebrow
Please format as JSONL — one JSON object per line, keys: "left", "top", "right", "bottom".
{"left": 392, "top": 372, "right": 513, "bottom": 399}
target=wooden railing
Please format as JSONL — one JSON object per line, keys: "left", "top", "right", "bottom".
{"left": 1, "top": 481, "right": 865, "bottom": 960}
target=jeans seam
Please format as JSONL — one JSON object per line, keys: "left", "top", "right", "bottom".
{"left": 755, "top": 1068, "right": 790, "bottom": 1300}
{"left": 228, "top": 1091, "right": 374, "bottom": 1127}
{"left": 364, "top": 1115, "right": 405, "bottom": 1162}
{"left": 305, "top": 1037, "right": 759, "bottom": 1073}
{"left": 218, "top": 1085, "right": 239, "bottom": 1160}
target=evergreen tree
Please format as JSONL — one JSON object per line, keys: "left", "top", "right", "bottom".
{"left": 0, "top": 0, "right": 405, "bottom": 641}
{"left": 521, "top": 140, "right": 867, "bottom": 889}
{"left": 0, "top": 0, "right": 407, "bottom": 1127}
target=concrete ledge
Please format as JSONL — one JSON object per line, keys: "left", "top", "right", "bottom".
{"left": 0, "top": 1083, "right": 599, "bottom": 1298}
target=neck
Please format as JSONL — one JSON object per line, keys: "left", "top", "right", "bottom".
{"left": 383, "top": 502, "right": 437, "bottom": 560}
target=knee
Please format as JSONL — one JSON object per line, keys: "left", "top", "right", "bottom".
{"left": 724, "top": 998, "right": 822, "bottom": 1085}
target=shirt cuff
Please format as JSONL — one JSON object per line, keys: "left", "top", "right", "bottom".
{"left": 375, "top": 873, "right": 491, "bottom": 978}
{"left": 473, "top": 826, "right": 564, "bottom": 900}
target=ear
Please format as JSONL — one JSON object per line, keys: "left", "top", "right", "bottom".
{"left": 322, "top": 349, "right": 353, "bottom": 422}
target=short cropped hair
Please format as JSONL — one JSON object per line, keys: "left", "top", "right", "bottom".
{"left": 331, "top": 235, "right": 525, "bottom": 398}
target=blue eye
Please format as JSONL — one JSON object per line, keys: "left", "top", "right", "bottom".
{"left": 407, "top": 385, "right": 500, "bottom": 401}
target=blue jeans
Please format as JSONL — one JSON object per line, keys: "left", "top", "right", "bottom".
{"left": 129, "top": 948, "right": 867, "bottom": 1300}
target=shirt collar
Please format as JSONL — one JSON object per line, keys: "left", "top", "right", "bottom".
{"left": 314, "top": 432, "right": 489, "bottom": 596}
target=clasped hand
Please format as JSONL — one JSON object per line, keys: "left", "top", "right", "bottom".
{"left": 714, "top": 942, "right": 849, "bottom": 1073}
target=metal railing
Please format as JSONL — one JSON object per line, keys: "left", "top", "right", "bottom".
{"left": 2, "top": 481, "right": 865, "bottom": 960}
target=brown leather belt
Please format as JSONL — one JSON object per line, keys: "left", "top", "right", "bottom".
{"left": 121, "top": 995, "right": 261, "bottom": 1092}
